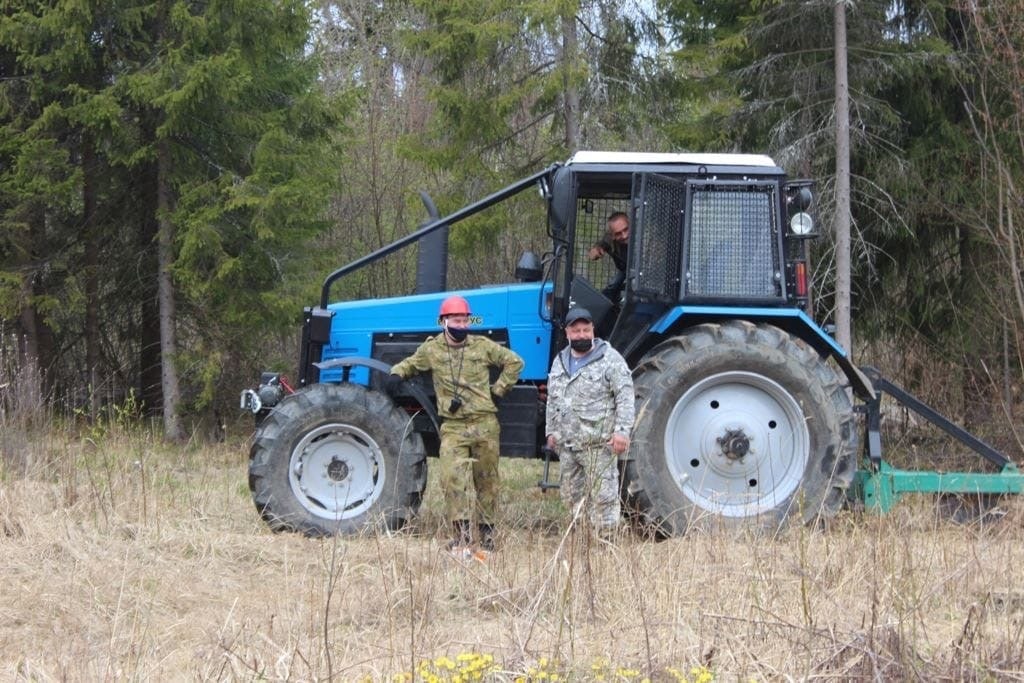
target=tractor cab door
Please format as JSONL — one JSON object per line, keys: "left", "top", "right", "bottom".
{"left": 565, "top": 171, "right": 686, "bottom": 347}
{"left": 563, "top": 184, "right": 632, "bottom": 338}
{"left": 607, "top": 173, "right": 686, "bottom": 357}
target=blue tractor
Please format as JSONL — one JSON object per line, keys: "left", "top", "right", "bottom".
{"left": 242, "top": 151, "right": 1022, "bottom": 536}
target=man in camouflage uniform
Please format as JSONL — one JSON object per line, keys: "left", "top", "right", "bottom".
{"left": 545, "top": 307, "right": 635, "bottom": 535}
{"left": 389, "top": 295, "right": 524, "bottom": 553}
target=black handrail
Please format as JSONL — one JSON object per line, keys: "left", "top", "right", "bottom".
{"left": 320, "top": 164, "right": 560, "bottom": 307}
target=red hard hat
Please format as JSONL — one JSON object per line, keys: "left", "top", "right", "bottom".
{"left": 439, "top": 295, "right": 471, "bottom": 317}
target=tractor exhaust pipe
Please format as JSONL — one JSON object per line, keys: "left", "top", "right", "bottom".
{"left": 415, "top": 191, "right": 448, "bottom": 294}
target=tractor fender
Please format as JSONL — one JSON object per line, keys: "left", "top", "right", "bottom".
{"left": 650, "top": 306, "right": 875, "bottom": 402}
{"left": 314, "top": 356, "right": 441, "bottom": 435}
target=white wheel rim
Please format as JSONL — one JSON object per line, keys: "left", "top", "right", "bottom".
{"left": 664, "top": 371, "right": 810, "bottom": 517}
{"left": 288, "top": 422, "right": 386, "bottom": 520}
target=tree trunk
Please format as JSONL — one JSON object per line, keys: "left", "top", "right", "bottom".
{"left": 82, "top": 138, "right": 101, "bottom": 421}
{"left": 138, "top": 159, "right": 163, "bottom": 415}
{"left": 16, "top": 277, "right": 44, "bottom": 418}
{"left": 156, "top": 139, "right": 185, "bottom": 441}
{"left": 14, "top": 207, "right": 55, "bottom": 418}
{"left": 833, "top": 0, "right": 853, "bottom": 354}
{"left": 561, "top": 11, "right": 580, "bottom": 151}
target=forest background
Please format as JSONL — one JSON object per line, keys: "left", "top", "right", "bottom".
{"left": 1, "top": 0, "right": 1022, "bottom": 456}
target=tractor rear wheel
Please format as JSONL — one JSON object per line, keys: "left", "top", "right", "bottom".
{"left": 623, "top": 321, "right": 857, "bottom": 535}
{"left": 248, "top": 383, "right": 427, "bottom": 536}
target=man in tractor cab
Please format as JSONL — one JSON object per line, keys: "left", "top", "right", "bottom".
{"left": 587, "top": 211, "right": 630, "bottom": 302}
{"left": 545, "top": 307, "right": 635, "bottom": 539}
{"left": 388, "top": 295, "right": 524, "bottom": 556}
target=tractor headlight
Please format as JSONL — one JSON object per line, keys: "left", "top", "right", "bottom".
{"left": 790, "top": 212, "right": 815, "bottom": 237}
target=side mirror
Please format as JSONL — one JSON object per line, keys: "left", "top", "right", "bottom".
{"left": 515, "top": 251, "right": 543, "bottom": 282}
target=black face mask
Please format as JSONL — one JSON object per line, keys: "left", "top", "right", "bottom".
{"left": 570, "top": 338, "right": 593, "bottom": 353}
{"left": 446, "top": 325, "right": 469, "bottom": 342}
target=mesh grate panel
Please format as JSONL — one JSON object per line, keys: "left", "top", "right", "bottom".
{"left": 685, "top": 185, "right": 780, "bottom": 299}
{"left": 572, "top": 198, "right": 630, "bottom": 295}
{"left": 633, "top": 174, "right": 684, "bottom": 301}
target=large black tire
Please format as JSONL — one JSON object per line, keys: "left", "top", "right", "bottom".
{"left": 248, "top": 383, "right": 427, "bottom": 536}
{"left": 623, "top": 321, "right": 858, "bottom": 535}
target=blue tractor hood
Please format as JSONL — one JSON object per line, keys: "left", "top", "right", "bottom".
{"left": 319, "top": 282, "right": 555, "bottom": 384}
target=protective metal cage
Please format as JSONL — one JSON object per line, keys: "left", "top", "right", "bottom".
{"left": 683, "top": 182, "right": 783, "bottom": 301}
{"left": 572, "top": 197, "right": 630, "bottom": 296}
{"left": 632, "top": 174, "right": 685, "bottom": 302}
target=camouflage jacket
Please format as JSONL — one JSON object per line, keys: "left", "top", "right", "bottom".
{"left": 545, "top": 339, "right": 635, "bottom": 448}
{"left": 391, "top": 333, "right": 524, "bottom": 420}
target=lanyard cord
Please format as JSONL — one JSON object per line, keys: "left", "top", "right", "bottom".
{"left": 446, "top": 339, "right": 465, "bottom": 402}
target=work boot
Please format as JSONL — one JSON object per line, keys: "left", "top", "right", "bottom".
{"left": 478, "top": 523, "right": 496, "bottom": 552}
{"left": 445, "top": 519, "right": 472, "bottom": 552}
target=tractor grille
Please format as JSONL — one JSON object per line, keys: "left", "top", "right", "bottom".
{"left": 633, "top": 174, "right": 684, "bottom": 301}
{"left": 684, "top": 184, "right": 781, "bottom": 300}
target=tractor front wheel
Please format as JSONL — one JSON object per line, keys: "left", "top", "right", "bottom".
{"left": 248, "top": 383, "right": 427, "bottom": 536}
{"left": 623, "top": 321, "right": 857, "bottom": 535}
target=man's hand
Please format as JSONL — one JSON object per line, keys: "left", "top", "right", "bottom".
{"left": 546, "top": 434, "right": 558, "bottom": 450}
{"left": 587, "top": 245, "right": 605, "bottom": 260}
{"left": 384, "top": 373, "right": 404, "bottom": 394}
{"left": 608, "top": 433, "right": 630, "bottom": 455}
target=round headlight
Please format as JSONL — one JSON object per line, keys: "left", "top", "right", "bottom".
{"left": 790, "top": 212, "right": 814, "bottom": 236}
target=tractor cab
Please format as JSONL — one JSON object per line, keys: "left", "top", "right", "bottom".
{"left": 543, "top": 151, "right": 817, "bottom": 365}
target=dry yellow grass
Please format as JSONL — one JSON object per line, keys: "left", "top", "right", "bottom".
{"left": 2, "top": 428, "right": 1023, "bottom": 681}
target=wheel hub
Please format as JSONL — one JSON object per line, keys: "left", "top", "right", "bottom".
{"left": 326, "top": 458, "right": 350, "bottom": 482}
{"left": 717, "top": 428, "right": 750, "bottom": 460}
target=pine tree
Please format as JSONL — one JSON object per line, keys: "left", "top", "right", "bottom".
{"left": 1, "top": 0, "right": 342, "bottom": 437}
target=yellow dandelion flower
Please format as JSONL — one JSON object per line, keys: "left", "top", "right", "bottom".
{"left": 689, "top": 665, "right": 714, "bottom": 683}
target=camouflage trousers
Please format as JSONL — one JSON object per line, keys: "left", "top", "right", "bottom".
{"left": 438, "top": 415, "right": 500, "bottom": 524}
{"left": 558, "top": 443, "right": 620, "bottom": 530}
